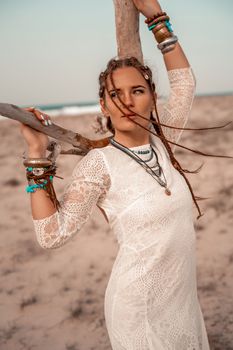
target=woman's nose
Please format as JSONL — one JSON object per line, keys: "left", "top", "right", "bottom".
{"left": 121, "top": 93, "right": 134, "bottom": 108}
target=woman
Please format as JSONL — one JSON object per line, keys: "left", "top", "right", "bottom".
{"left": 20, "top": 0, "right": 210, "bottom": 348}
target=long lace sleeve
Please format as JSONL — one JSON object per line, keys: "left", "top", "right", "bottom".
{"left": 160, "top": 67, "right": 196, "bottom": 149}
{"left": 32, "top": 149, "right": 111, "bottom": 249}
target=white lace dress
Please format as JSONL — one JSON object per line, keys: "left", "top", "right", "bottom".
{"left": 33, "top": 68, "right": 210, "bottom": 349}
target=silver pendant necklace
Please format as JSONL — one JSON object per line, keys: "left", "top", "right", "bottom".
{"left": 110, "top": 138, "right": 171, "bottom": 196}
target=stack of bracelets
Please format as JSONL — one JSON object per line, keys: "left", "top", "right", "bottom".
{"left": 23, "top": 157, "right": 61, "bottom": 211}
{"left": 145, "top": 11, "right": 178, "bottom": 54}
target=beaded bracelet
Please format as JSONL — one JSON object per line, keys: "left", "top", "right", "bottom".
{"left": 145, "top": 11, "right": 178, "bottom": 54}
{"left": 26, "top": 166, "right": 50, "bottom": 176}
{"left": 145, "top": 11, "right": 167, "bottom": 24}
{"left": 148, "top": 15, "right": 170, "bottom": 30}
{"left": 149, "top": 20, "right": 173, "bottom": 34}
{"left": 27, "top": 176, "right": 54, "bottom": 186}
{"left": 24, "top": 159, "right": 61, "bottom": 210}
{"left": 26, "top": 182, "right": 47, "bottom": 193}
{"left": 149, "top": 18, "right": 173, "bottom": 41}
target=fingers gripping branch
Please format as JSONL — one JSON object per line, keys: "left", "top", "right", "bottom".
{"left": 0, "top": 103, "right": 110, "bottom": 156}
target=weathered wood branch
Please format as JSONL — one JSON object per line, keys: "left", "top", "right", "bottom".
{"left": 0, "top": 103, "right": 109, "bottom": 155}
{"left": 113, "top": 0, "right": 143, "bottom": 63}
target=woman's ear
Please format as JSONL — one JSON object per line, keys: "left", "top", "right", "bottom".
{"left": 99, "top": 98, "right": 108, "bottom": 116}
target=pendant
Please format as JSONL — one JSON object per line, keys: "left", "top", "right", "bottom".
{"left": 165, "top": 188, "right": 171, "bottom": 196}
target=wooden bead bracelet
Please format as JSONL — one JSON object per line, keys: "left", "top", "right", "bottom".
{"left": 145, "top": 11, "right": 167, "bottom": 24}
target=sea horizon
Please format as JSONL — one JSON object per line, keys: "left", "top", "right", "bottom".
{"left": 0, "top": 91, "right": 232, "bottom": 121}
{"left": 21, "top": 90, "right": 233, "bottom": 114}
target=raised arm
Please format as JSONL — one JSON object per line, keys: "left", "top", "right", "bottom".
{"left": 19, "top": 110, "right": 111, "bottom": 249}
{"left": 132, "top": 0, "right": 190, "bottom": 70}
{"left": 159, "top": 67, "right": 196, "bottom": 148}
{"left": 133, "top": 0, "right": 196, "bottom": 147}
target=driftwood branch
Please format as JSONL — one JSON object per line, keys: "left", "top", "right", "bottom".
{"left": 0, "top": 103, "right": 109, "bottom": 155}
{"left": 113, "top": 0, "right": 143, "bottom": 63}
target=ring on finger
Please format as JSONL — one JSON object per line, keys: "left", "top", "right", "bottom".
{"left": 41, "top": 114, "right": 52, "bottom": 125}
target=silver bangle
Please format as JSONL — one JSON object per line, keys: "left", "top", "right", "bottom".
{"left": 157, "top": 35, "right": 178, "bottom": 50}
{"left": 161, "top": 43, "right": 177, "bottom": 54}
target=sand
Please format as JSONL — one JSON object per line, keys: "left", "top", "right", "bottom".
{"left": 0, "top": 95, "right": 233, "bottom": 350}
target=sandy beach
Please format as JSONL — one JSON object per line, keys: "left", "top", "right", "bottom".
{"left": 0, "top": 94, "right": 233, "bottom": 350}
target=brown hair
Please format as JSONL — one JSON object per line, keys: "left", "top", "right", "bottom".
{"left": 98, "top": 56, "right": 231, "bottom": 219}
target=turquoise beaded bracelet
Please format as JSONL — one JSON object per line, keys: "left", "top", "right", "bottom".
{"left": 25, "top": 176, "right": 54, "bottom": 193}
{"left": 26, "top": 183, "right": 47, "bottom": 193}
{"left": 148, "top": 20, "right": 173, "bottom": 33}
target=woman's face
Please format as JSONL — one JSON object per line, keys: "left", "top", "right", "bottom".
{"left": 100, "top": 66, "right": 155, "bottom": 134}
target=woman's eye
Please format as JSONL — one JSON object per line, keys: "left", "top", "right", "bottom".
{"left": 109, "top": 89, "right": 144, "bottom": 98}
{"left": 110, "top": 91, "right": 118, "bottom": 98}
{"left": 134, "top": 89, "right": 144, "bottom": 95}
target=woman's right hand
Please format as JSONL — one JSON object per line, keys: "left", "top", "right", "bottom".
{"left": 19, "top": 107, "right": 52, "bottom": 157}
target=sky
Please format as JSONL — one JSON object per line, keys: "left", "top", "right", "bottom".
{"left": 0, "top": 0, "right": 233, "bottom": 106}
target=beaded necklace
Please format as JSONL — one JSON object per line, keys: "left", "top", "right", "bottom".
{"left": 132, "top": 145, "right": 154, "bottom": 162}
{"left": 110, "top": 137, "right": 171, "bottom": 196}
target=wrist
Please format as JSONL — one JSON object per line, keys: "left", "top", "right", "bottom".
{"left": 146, "top": 5, "right": 162, "bottom": 18}
{"left": 28, "top": 149, "right": 46, "bottom": 158}
{"left": 147, "top": 9, "right": 163, "bottom": 19}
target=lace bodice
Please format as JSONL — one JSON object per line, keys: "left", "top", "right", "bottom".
{"left": 32, "top": 67, "right": 210, "bottom": 349}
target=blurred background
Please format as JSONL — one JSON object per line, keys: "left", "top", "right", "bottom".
{"left": 0, "top": 1, "right": 233, "bottom": 349}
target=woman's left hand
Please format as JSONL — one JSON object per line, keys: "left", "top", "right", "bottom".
{"left": 132, "top": 0, "right": 162, "bottom": 18}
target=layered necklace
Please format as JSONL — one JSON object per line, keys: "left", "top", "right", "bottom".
{"left": 109, "top": 137, "right": 171, "bottom": 196}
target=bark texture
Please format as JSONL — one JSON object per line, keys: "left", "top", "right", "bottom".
{"left": 113, "top": 0, "right": 143, "bottom": 63}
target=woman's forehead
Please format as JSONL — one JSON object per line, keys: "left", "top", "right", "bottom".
{"left": 106, "top": 66, "right": 146, "bottom": 88}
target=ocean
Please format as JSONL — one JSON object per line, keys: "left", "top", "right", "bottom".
{"left": 0, "top": 101, "right": 101, "bottom": 121}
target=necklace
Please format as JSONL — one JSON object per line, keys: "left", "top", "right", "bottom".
{"left": 132, "top": 145, "right": 161, "bottom": 175}
{"left": 110, "top": 138, "right": 171, "bottom": 196}
{"left": 132, "top": 145, "right": 154, "bottom": 162}
{"left": 132, "top": 149, "right": 151, "bottom": 155}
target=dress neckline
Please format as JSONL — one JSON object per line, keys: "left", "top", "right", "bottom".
{"left": 109, "top": 138, "right": 151, "bottom": 151}
{"left": 129, "top": 143, "right": 151, "bottom": 150}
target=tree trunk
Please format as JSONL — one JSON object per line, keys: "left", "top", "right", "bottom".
{"left": 113, "top": 0, "right": 143, "bottom": 63}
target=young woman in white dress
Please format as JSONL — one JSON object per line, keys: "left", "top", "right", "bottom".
{"left": 19, "top": 0, "right": 211, "bottom": 348}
